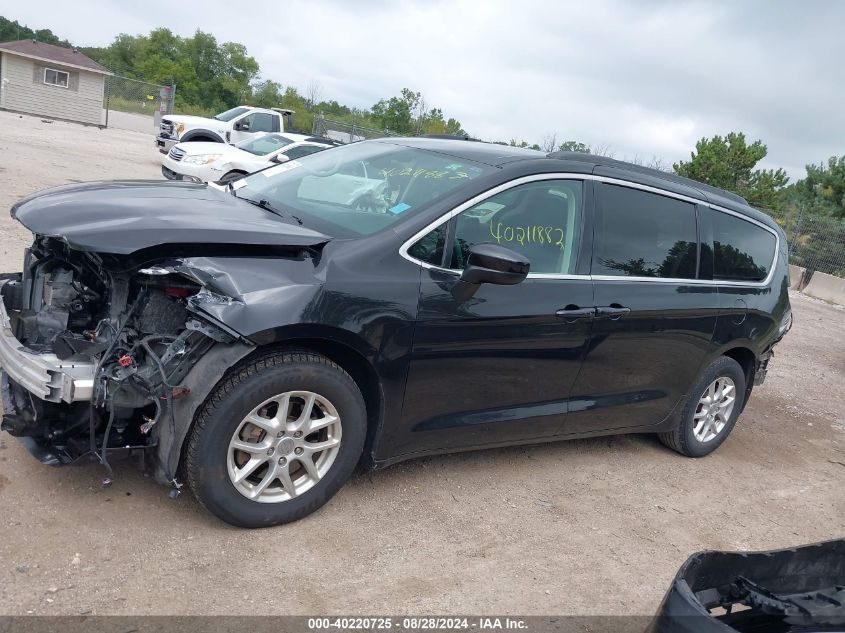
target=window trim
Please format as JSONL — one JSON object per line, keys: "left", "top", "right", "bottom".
{"left": 398, "top": 173, "right": 780, "bottom": 287}
{"left": 710, "top": 206, "right": 778, "bottom": 284}
{"left": 43, "top": 67, "right": 69, "bottom": 88}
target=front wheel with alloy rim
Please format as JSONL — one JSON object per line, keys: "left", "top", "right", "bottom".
{"left": 659, "top": 356, "right": 747, "bottom": 457}
{"left": 185, "top": 351, "right": 366, "bottom": 528}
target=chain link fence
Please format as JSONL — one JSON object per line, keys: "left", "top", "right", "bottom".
{"left": 789, "top": 212, "right": 845, "bottom": 278}
{"left": 104, "top": 74, "right": 175, "bottom": 134}
{"left": 312, "top": 113, "right": 396, "bottom": 144}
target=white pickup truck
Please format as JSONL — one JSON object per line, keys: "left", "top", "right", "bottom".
{"left": 155, "top": 105, "right": 295, "bottom": 154}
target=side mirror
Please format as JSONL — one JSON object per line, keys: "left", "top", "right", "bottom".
{"left": 271, "top": 153, "right": 290, "bottom": 164}
{"left": 451, "top": 244, "right": 530, "bottom": 302}
{"left": 234, "top": 120, "right": 250, "bottom": 131}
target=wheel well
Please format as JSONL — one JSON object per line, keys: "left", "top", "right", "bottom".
{"left": 250, "top": 339, "right": 384, "bottom": 465}
{"left": 722, "top": 347, "right": 756, "bottom": 407}
{"left": 184, "top": 135, "right": 216, "bottom": 142}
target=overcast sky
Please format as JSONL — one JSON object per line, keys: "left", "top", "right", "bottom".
{"left": 6, "top": 0, "right": 842, "bottom": 179}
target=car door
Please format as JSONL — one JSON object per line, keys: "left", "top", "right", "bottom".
{"left": 393, "top": 176, "right": 595, "bottom": 456}
{"left": 563, "top": 179, "right": 719, "bottom": 435}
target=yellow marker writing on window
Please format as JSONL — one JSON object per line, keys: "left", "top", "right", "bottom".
{"left": 489, "top": 221, "right": 565, "bottom": 249}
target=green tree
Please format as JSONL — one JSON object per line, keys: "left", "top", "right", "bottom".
{"left": 0, "top": 16, "right": 69, "bottom": 45}
{"left": 797, "top": 156, "right": 845, "bottom": 219}
{"left": 371, "top": 88, "right": 421, "bottom": 134}
{"left": 558, "top": 140, "right": 591, "bottom": 153}
{"left": 673, "top": 132, "right": 788, "bottom": 208}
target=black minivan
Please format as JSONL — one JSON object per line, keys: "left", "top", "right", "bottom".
{"left": 0, "top": 138, "right": 792, "bottom": 527}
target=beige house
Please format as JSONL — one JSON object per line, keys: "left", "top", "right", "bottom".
{"left": 0, "top": 40, "right": 110, "bottom": 126}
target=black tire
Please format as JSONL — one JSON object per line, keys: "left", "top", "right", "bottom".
{"left": 218, "top": 170, "right": 247, "bottom": 185}
{"left": 659, "top": 356, "right": 747, "bottom": 457}
{"left": 185, "top": 350, "right": 366, "bottom": 528}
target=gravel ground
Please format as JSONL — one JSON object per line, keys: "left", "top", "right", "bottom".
{"left": 0, "top": 110, "right": 842, "bottom": 616}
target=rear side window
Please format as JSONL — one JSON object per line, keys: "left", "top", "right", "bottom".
{"left": 593, "top": 184, "right": 698, "bottom": 279}
{"left": 712, "top": 212, "right": 776, "bottom": 282}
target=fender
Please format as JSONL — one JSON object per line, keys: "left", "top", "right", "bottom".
{"left": 180, "top": 129, "right": 226, "bottom": 143}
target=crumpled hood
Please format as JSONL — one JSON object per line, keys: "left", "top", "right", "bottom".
{"left": 11, "top": 180, "right": 330, "bottom": 255}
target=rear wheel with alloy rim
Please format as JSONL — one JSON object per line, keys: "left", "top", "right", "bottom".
{"left": 186, "top": 351, "right": 366, "bottom": 528}
{"left": 659, "top": 356, "right": 747, "bottom": 457}
{"left": 691, "top": 377, "right": 736, "bottom": 443}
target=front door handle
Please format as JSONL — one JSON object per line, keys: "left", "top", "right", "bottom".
{"left": 596, "top": 305, "right": 631, "bottom": 320}
{"left": 555, "top": 306, "right": 596, "bottom": 322}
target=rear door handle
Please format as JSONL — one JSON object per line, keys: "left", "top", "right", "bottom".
{"left": 595, "top": 305, "right": 631, "bottom": 320}
{"left": 555, "top": 306, "right": 596, "bottom": 322}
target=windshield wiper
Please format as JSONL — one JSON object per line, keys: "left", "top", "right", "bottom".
{"left": 228, "top": 187, "right": 301, "bottom": 223}
{"left": 238, "top": 195, "right": 284, "bottom": 216}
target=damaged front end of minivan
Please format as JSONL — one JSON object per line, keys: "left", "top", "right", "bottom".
{"left": 0, "top": 181, "right": 329, "bottom": 491}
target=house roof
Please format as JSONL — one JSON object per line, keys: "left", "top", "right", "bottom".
{"left": 0, "top": 40, "right": 111, "bottom": 75}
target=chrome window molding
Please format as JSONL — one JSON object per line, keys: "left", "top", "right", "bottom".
{"left": 398, "top": 172, "right": 780, "bottom": 288}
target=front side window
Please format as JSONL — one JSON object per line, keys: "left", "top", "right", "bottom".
{"left": 593, "top": 184, "right": 698, "bottom": 279}
{"left": 238, "top": 141, "right": 493, "bottom": 238}
{"left": 449, "top": 179, "right": 583, "bottom": 274}
{"left": 237, "top": 134, "right": 293, "bottom": 156}
{"left": 243, "top": 112, "right": 274, "bottom": 133}
{"left": 713, "top": 212, "right": 775, "bottom": 282}
{"left": 44, "top": 68, "right": 69, "bottom": 88}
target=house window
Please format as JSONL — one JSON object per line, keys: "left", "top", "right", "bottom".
{"left": 44, "top": 68, "right": 69, "bottom": 88}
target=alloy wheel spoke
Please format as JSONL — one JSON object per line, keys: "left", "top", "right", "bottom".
{"left": 231, "top": 438, "right": 272, "bottom": 454}
{"left": 233, "top": 456, "right": 267, "bottom": 484}
{"left": 249, "top": 463, "right": 278, "bottom": 499}
{"left": 305, "top": 437, "right": 341, "bottom": 454}
{"left": 298, "top": 455, "right": 321, "bottom": 481}
{"left": 307, "top": 414, "right": 338, "bottom": 434}
{"left": 277, "top": 465, "right": 297, "bottom": 498}
{"left": 272, "top": 393, "right": 292, "bottom": 427}
{"left": 291, "top": 393, "right": 317, "bottom": 431}
{"left": 246, "top": 414, "right": 279, "bottom": 434}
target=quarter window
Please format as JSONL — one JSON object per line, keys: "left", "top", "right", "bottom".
{"left": 450, "top": 180, "right": 583, "bottom": 274}
{"left": 408, "top": 224, "right": 447, "bottom": 266}
{"left": 713, "top": 212, "right": 775, "bottom": 281}
{"left": 593, "top": 184, "right": 698, "bottom": 279}
{"left": 44, "top": 68, "right": 69, "bottom": 88}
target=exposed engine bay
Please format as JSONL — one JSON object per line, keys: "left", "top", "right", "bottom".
{"left": 0, "top": 236, "right": 239, "bottom": 486}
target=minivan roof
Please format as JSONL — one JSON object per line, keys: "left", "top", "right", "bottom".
{"left": 375, "top": 137, "right": 777, "bottom": 230}
{"left": 547, "top": 150, "right": 750, "bottom": 207}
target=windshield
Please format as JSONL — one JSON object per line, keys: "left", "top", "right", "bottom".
{"left": 214, "top": 106, "right": 250, "bottom": 122}
{"left": 237, "top": 134, "right": 295, "bottom": 156}
{"left": 238, "top": 141, "right": 493, "bottom": 237}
